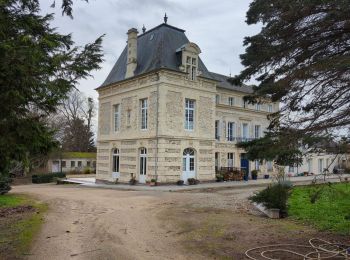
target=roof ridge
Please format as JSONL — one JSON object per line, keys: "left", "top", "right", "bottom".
{"left": 138, "top": 23, "right": 185, "bottom": 38}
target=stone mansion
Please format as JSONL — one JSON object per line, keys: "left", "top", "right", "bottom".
{"left": 95, "top": 20, "right": 278, "bottom": 184}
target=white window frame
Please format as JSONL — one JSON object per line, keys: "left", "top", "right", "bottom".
{"left": 215, "top": 120, "right": 220, "bottom": 140}
{"left": 112, "top": 148, "right": 120, "bottom": 174}
{"left": 228, "top": 97, "right": 234, "bottom": 106}
{"left": 308, "top": 159, "right": 312, "bottom": 173}
{"left": 268, "top": 104, "right": 273, "bottom": 113}
{"left": 267, "top": 161, "right": 273, "bottom": 171}
{"left": 255, "top": 160, "right": 260, "bottom": 170}
{"left": 256, "top": 103, "right": 261, "bottom": 111}
{"left": 140, "top": 98, "right": 148, "bottom": 130}
{"left": 215, "top": 95, "right": 220, "bottom": 105}
{"left": 227, "top": 122, "right": 235, "bottom": 142}
{"left": 113, "top": 104, "right": 120, "bottom": 132}
{"left": 318, "top": 159, "right": 323, "bottom": 174}
{"left": 241, "top": 123, "right": 249, "bottom": 140}
{"left": 185, "top": 99, "right": 195, "bottom": 130}
{"left": 227, "top": 153, "right": 234, "bottom": 168}
{"left": 254, "top": 125, "right": 261, "bottom": 139}
{"left": 186, "top": 56, "right": 197, "bottom": 81}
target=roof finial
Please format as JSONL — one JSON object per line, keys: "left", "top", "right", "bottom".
{"left": 142, "top": 24, "right": 146, "bottom": 33}
{"left": 164, "top": 13, "right": 168, "bottom": 24}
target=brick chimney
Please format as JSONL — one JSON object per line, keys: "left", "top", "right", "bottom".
{"left": 125, "top": 28, "right": 138, "bottom": 78}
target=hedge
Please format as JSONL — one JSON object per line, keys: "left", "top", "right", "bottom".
{"left": 32, "top": 172, "right": 66, "bottom": 184}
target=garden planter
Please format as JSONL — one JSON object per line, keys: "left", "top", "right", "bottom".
{"left": 264, "top": 174, "right": 269, "bottom": 179}
{"left": 252, "top": 175, "right": 257, "bottom": 180}
{"left": 243, "top": 175, "right": 249, "bottom": 181}
{"left": 253, "top": 203, "right": 281, "bottom": 219}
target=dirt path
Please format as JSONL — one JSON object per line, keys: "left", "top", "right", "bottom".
{"left": 13, "top": 184, "right": 205, "bottom": 260}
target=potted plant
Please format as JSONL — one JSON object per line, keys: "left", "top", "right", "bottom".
{"left": 177, "top": 180, "right": 184, "bottom": 186}
{"left": 251, "top": 170, "right": 258, "bottom": 180}
{"left": 264, "top": 174, "right": 270, "bottom": 179}
{"left": 150, "top": 178, "right": 157, "bottom": 186}
{"left": 216, "top": 174, "right": 224, "bottom": 182}
{"left": 243, "top": 171, "right": 249, "bottom": 181}
{"left": 187, "top": 178, "right": 197, "bottom": 185}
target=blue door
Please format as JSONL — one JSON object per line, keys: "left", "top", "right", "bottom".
{"left": 241, "top": 156, "right": 249, "bottom": 180}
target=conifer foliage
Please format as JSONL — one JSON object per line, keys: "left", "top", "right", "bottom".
{"left": 0, "top": 0, "right": 103, "bottom": 178}
{"left": 233, "top": 0, "right": 350, "bottom": 163}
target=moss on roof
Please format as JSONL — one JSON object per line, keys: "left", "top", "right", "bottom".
{"left": 62, "top": 152, "right": 96, "bottom": 159}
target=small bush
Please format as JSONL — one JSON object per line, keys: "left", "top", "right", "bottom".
{"left": 129, "top": 177, "right": 137, "bottom": 185}
{"left": 177, "top": 180, "right": 184, "bottom": 185}
{"left": 150, "top": 178, "right": 157, "bottom": 183}
{"left": 188, "top": 178, "right": 199, "bottom": 185}
{"left": 251, "top": 170, "right": 258, "bottom": 180}
{"left": 68, "top": 169, "right": 81, "bottom": 175}
{"left": 82, "top": 167, "right": 91, "bottom": 174}
{"left": 0, "top": 176, "right": 11, "bottom": 195}
{"left": 249, "top": 182, "right": 292, "bottom": 212}
{"left": 32, "top": 172, "right": 66, "bottom": 184}
{"left": 216, "top": 174, "right": 224, "bottom": 182}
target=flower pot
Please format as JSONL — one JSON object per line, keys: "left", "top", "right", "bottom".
{"left": 264, "top": 174, "right": 269, "bottom": 179}
{"left": 243, "top": 175, "right": 249, "bottom": 181}
{"left": 252, "top": 175, "right": 257, "bottom": 180}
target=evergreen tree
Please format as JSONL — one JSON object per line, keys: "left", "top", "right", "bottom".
{"left": 0, "top": 0, "right": 103, "bottom": 179}
{"left": 233, "top": 0, "right": 350, "bottom": 164}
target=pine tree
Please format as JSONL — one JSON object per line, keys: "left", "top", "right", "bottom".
{"left": 233, "top": 0, "right": 350, "bottom": 164}
{"left": 0, "top": 0, "right": 103, "bottom": 180}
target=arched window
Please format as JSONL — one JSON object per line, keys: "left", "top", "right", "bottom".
{"left": 112, "top": 148, "right": 120, "bottom": 173}
{"left": 183, "top": 148, "right": 195, "bottom": 171}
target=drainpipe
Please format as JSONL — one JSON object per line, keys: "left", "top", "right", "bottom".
{"left": 155, "top": 73, "right": 160, "bottom": 181}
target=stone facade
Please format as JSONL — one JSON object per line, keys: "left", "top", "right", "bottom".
{"left": 96, "top": 69, "right": 276, "bottom": 183}
{"left": 95, "top": 23, "right": 277, "bottom": 184}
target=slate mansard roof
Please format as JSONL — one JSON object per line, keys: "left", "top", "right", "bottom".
{"left": 100, "top": 23, "right": 252, "bottom": 94}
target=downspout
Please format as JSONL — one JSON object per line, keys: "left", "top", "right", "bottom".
{"left": 155, "top": 73, "right": 160, "bottom": 181}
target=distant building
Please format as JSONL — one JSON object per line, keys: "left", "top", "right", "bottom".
{"left": 95, "top": 19, "right": 277, "bottom": 184}
{"left": 45, "top": 152, "right": 96, "bottom": 173}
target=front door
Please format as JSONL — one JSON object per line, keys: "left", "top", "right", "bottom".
{"left": 182, "top": 148, "right": 195, "bottom": 184}
{"left": 139, "top": 148, "right": 147, "bottom": 183}
{"left": 240, "top": 154, "right": 249, "bottom": 178}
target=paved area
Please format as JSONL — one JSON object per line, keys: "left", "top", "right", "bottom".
{"left": 65, "top": 174, "right": 342, "bottom": 192}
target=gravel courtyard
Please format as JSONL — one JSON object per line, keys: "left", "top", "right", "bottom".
{"left": 12, "top": 184, "right": 349, "bottom": 260}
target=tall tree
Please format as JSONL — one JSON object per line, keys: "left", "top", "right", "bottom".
{"left": 0, "top": 0, "right": 103, "bottom": 179}
{"left": 233, "top": 0, "right": 350, "bottom": 164}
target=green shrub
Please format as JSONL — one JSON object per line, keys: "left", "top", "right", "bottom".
{"left": 32, "top": 172, "right": 66, "bottom": 184}
{"left": 82, "top": 167, "right": 91, "bottom": 174}
{"left": 188, "top": 178, "right": 199, "bottom": 185}
{"left": 249, "top": 182, "right": 292, "bottom": 212}
{"left": 0, "top": 176, "right": 11, "bottom": 195}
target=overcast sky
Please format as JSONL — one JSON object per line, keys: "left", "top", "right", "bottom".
{"left": 39, "top": 0, "right": 261, "bottom": 101}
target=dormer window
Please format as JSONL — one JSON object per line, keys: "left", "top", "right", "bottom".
{"left": 186, "top": 56, "right": 197, "bottom": 80}
{"left": 176, "top": 42, "right": 201, "bottom": 81}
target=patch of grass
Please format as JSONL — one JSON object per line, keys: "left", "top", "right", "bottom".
{"left": 288, "top": 183, "right": 350, "bottom": 235}
{"left": 0, "top": 194, "right": 27, "bottom": 207}
{"left": 0, "top": 194, "right": 47, "bottom": 259}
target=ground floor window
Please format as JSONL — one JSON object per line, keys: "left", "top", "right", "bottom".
{"left": 227, "top": 153, "right": 234, "bottom": 168}
{"left": 215, "top": 152, "right": 219, "bottom": 170}
{"left": 255, "top": 160, "right": 260, "bottom": 171}
{"left": 266, "top": 161, "right": 273, "bottom": 171}
{"left": 140, "top": 148, "right": 147, "bottom": 176}
{"left": 318, "top": 159, "right": 323, "bottom": 174}
{"left": 112, "top": 148, "right": 120, "bottom": 173}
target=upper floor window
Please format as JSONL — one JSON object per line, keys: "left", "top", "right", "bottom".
{"left": 256, "top": 103, "right": 261, "bottom": 111}
{"left": 242, "top": 123, "right": 249, "bottom": 140}
{"left": 254, "top": 125, "right": 261, "bottom": 139}
{"left": 268, "top": 104, "right": 273, "bottom": 113}
{"left": 215, "top": 120, "right": 220, "bottom": 140}
{"left": 127, "top": 109, "right": 131, "bottom": 126}
{"left": 113, "top": 104, "right": 120, "bottom": 132}
{"left": 140, "top": 98, "right": 148, "bottom": 130}
{"left": 215, "top": 95, "right": 220, "bottom": 105}
{"left": 185, "top": 99, "right": 195, "bottom": 130}
{"left": 186, "top": 56, "right": 197, "bottom": 80}
{"left": 228, "top": 97, "right": 234, "bottom": 106}
{"left": 227, "top": 122, "right": 235, "bottom": 141}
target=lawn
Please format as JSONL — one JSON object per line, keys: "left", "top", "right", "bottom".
{"left": 0, "top": 194, "right": 47, "bottom": 259}
{"left": 288, "top": 182, "right": 350, "bottom": 235}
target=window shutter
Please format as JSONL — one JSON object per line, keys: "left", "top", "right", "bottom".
{"left": 218, "top": 120, "right": 221, "bottom": 139}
